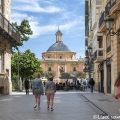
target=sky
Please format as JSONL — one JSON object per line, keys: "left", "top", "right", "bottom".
{"left": 11, "top": 0, "right": 85, "bottom": 59}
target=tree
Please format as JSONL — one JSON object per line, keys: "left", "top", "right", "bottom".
{"left": 44, "top": 71, "right": 56, "bottom": 79}
{"left": 11, "top": 49, "right": 43, "bottom": 81}
{"left": 60, "top": 72, "right": 70, "bottom": 88}
{"left": 12, "top": 19, "right": 33, "bottom": 46}
{"left": 76, "top": 72, "right": 86, "bottom": 79}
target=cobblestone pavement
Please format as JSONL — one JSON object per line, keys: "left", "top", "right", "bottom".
{"left": 0, "top": 90, "right": 98, "bottom": 120}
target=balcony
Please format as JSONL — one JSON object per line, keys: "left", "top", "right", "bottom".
{"left": 94, "top": 48, "right": 104, "bottom": 63}
{"left": 85, "top": 38, "right": 88, "bottom": 46}
{"left": 0, "top": 13, "right": 20, "bottom": 46}
{"left": 105, "top": 1, "right": 111, "bottom": 17}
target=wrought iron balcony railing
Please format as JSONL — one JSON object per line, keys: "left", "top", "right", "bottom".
{"left": 94, "top": 48, "right": 104, "bottom": 61}
{"left": 105, "top": 0, "right": 116, "bottom": 17}
{"left": 110, "top": 0, "right": 116, "bottom": 8}
{"left": 99, "top": 11, "right": 105, "bottom": 28}
{"left": 0, "top": 13, "right": 20, "bottom": 46}
{"left": 106, "top": 46, "right": 111, "bottom": 53}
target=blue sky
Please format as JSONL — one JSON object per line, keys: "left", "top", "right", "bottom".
{"left": 11, "top": 0, "right": 85, "bottom": 59}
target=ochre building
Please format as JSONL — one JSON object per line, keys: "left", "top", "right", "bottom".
{"left": 39, "top": 29, "right": 85, "bottom": 82}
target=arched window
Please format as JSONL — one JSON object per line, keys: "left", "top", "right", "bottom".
{"left": 73, "top": 67, "right": 76, "bottom": 71}
{"left": 48, "top": 67, "right": 52, "bottom": 71}
{"left": 106, "top": 34, "right": 111, "bottom": 53}
{"left": 60, "top": 56, "right": 62, "bottom": 59}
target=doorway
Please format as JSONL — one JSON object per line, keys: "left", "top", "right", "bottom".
{"left": 100, "top": 70, "right": 104, "bottom": 93}
{"left": 107, "top": 65, "right": 111, "bottom": 94}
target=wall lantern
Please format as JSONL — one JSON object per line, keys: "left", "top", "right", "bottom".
{"left": 105, "top": 16, "right": 120, "bottom": 36}
{"left": 87, "top": 46, "right": 92, "bottom": 54}
{"left": 85, "top": 56, "right": 89, "bottom": 63}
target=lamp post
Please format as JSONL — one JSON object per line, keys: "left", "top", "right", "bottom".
{"left": 17, "top": 51, "right": 26, "bottom": 92}
{"left": 18, "top": 51, "right": 23, "bottom": 92}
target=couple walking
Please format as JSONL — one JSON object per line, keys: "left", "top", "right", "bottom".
{"left": 32, "top": 74, "right": 56, "bottom": 111}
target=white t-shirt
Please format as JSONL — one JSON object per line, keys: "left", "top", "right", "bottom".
{"left": 82, "top": 79, "right": 87, "bottom": 86}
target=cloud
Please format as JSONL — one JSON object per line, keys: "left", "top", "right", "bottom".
{"left": 11, "top": 11, "right": 84, "bottom": 38}
{"left": 29, "top": 15, "right": 84, "bottom": 38}
{"left": 11, "top": 0, "right": 85, "bottom": 38}
{"left": 12, "top": 0, "right": 62, "bottom": 13}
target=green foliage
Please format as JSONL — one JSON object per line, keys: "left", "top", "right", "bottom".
{"left": 12, "top": 19, "right": 33, "bottom": 45}
{"left": 60, "top": 72, "right": 70, "bottom": 79}
{"left": 76, "top": 72, "right": 86, "bottom": 79}
{"left": 11, "top": 49, "right": 43, "bottom": 80}
{"left": 44, "top": 71, "right": 56, "bottom": 79}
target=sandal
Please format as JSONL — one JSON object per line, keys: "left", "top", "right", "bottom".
{"left": 47, "top": 107, "right": 49, "bottom": 110}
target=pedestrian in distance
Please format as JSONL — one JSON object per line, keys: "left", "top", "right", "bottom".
{"left": 82, "top": 78, "right": 87, "bottom": 92}
{"left": 74, "top": 79, "right": 80, "bottom": 90}
{"left": 45, "top": 76, "right": 56, "bottom": 111}
{"left": 114, "top": 73, "right": 120, "bottom": 113}
{"left": 32, "top": 74, "right": 44, "bottom": 109}
{"left": 24, "top": 78, "right": 29, "bottom": 95}
{"left": 88, "top": 78, "right": 95, "bottom": 93}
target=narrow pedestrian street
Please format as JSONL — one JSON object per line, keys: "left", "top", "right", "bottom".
{"left": 0, "top": 90, "right": 120, "bottom": 120}
{"left": 0, "top": 90, "right": 95, "bottom": 120}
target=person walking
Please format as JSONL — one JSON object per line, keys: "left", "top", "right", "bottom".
{"left": 114, "top": 73, "right": 120, "bottom": 113}
{"left": 45, "top": 76, "right": 56, "bottom": 111}
{"left": 88, "top": 78, "right": 95, "bottom": 93}
{"left": 74, "top": 79, "right": 80, "bottom": 90}
{"left": 82, "top": 78, "right": 87, "bottom": 92}
{"left": 32, "top": 74, "right": 44, "bottom": 109}
{"left": 24, "top": 78, "right": 29, "bottom": 95}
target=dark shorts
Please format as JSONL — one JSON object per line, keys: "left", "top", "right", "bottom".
{"left": 33, "top": 88, "right": 43, "bottom": 95}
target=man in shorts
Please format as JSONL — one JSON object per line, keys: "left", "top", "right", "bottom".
{"left": 82, "top": 78, "right": 87, "bottom": 92}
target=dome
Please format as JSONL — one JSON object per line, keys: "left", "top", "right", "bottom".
{"left": 47, "top": 42, "right": 71, "bottom": 52}
{"left": 56, "top": 29, "right": 62, "bottom": 34}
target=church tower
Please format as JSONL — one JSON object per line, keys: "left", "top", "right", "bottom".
{"left": 55, "top": 27, "right": 63, "bottom": 43}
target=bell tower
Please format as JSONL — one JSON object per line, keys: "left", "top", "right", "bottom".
{"left": 55, "top": 27, "right": 63, "bottom": 43}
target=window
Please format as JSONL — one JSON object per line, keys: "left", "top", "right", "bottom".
{"left": 96, "top": 0, "right": 102, "bottom": 5}
{"left": 48, "top": 67, "right": 52, "bottom": 71}
{"left": 0, "top": 51, "right": 3, "bottom": 73}
{"left": 60, "top": 56, "right": 62, "bottom": 59}
{"left": 106, "top": 34, "right": 111, "bottom": 53}
{"left": 48, "top": 56, "right": 50, "bottom": 58}
{"left": 96, "top": 7, "right": 101, "bottom": 21}
{"left": 73, "top": 67, "right": 76, "bottom": 71}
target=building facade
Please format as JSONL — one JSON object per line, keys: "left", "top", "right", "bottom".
{"left": 0, "top": 0, "right": 20, "bottom": 94}
{"left": 39, "top": 29, "right": 85, "bottom": 83}
{"left": 85, "top": 0, "right": 103, "bottom": 91}
{"left": 85, "top": 0, "right": 120, "bottom": 96}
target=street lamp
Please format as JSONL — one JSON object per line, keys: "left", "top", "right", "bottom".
{"left": 105, "top": 16, "right": 120, "bottom": 36}
{"left": 85, "top": 56, "right": 89, "bottom": 63}
{"left": 87, "top": 46, "right": 92, "bottom": 55}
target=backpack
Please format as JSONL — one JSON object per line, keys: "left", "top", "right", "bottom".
{"left": 83, "top": 80, "right": 87, "bottom": 86}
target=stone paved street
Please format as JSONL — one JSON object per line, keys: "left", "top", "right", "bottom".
{"left": 0, "top": 90, "right": 97, "bottom": 120}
